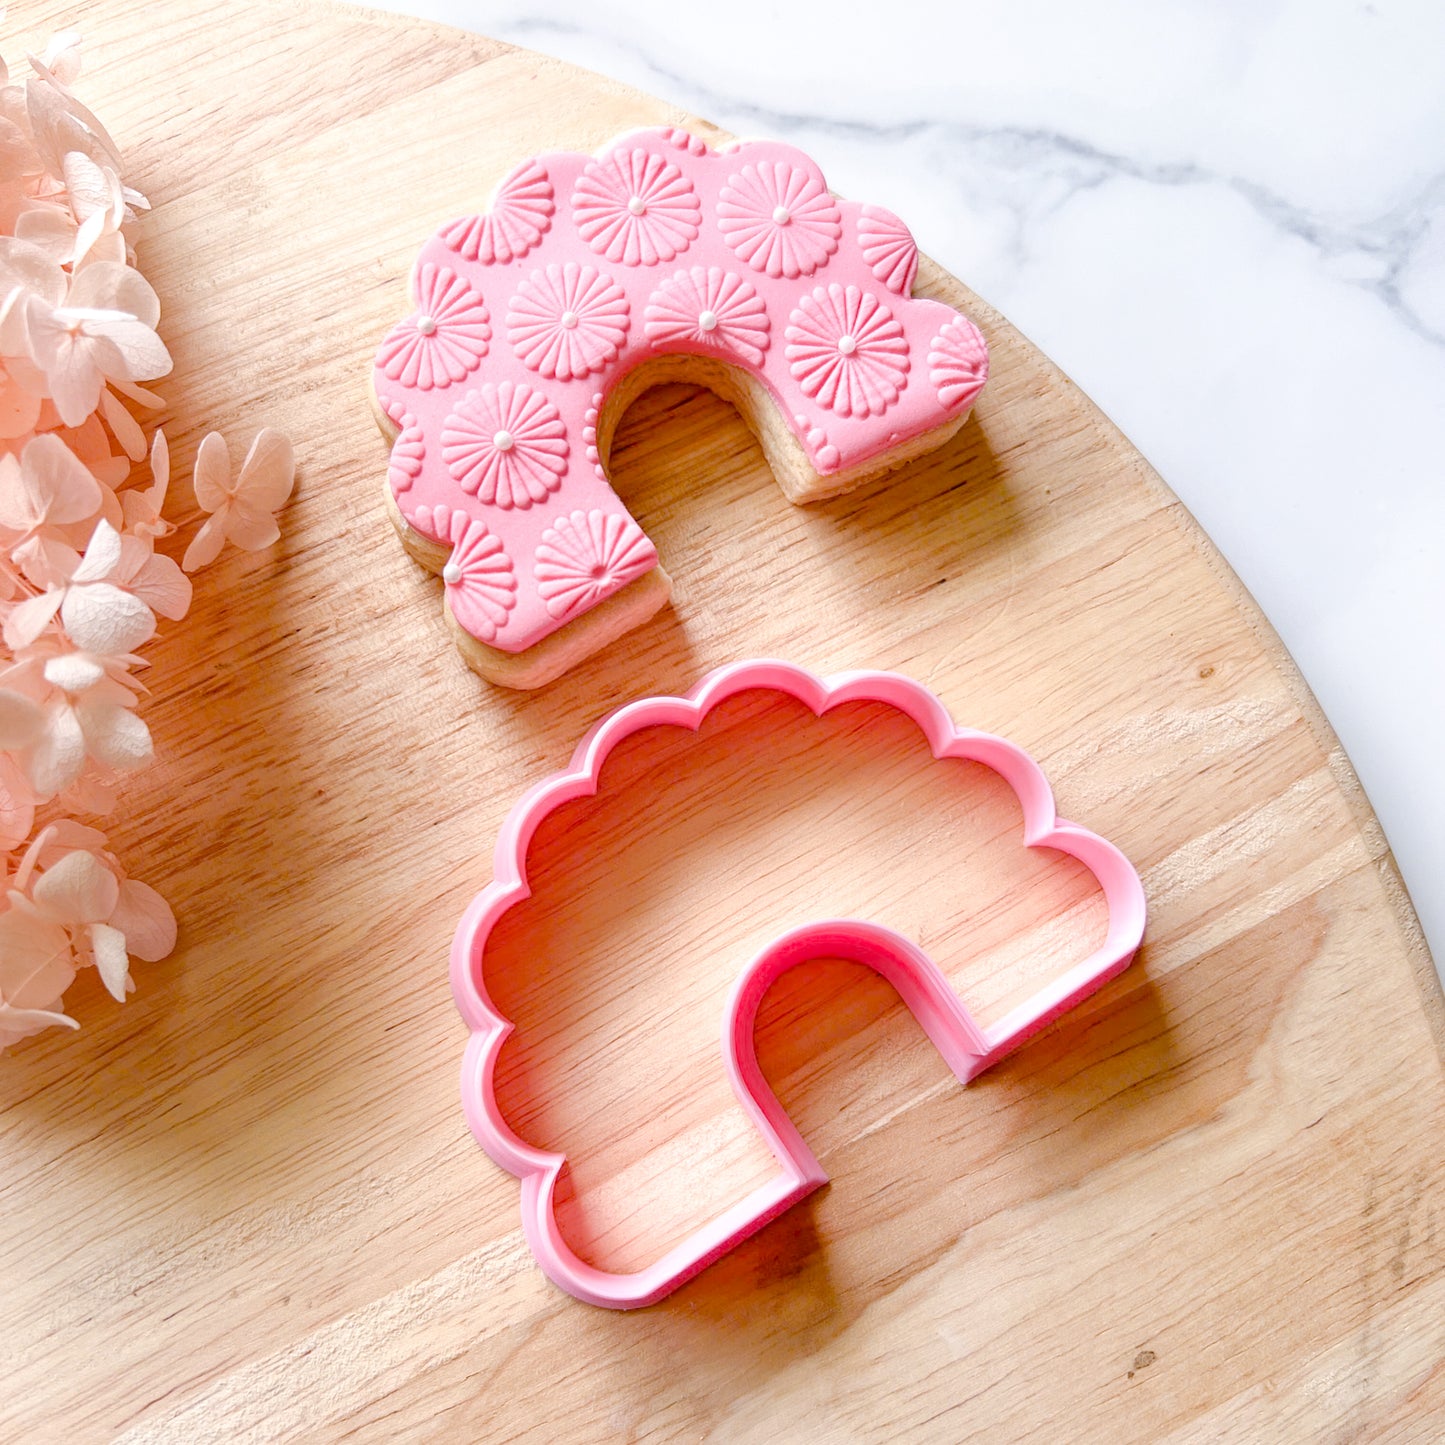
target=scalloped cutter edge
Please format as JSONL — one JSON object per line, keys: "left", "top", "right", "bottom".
{"left": 451, "top": 660, "right": 1147, "bottom": 1308}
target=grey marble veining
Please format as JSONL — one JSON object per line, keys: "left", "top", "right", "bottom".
{"left": 368, "top": 0, "right": 1445, "bottom": 974}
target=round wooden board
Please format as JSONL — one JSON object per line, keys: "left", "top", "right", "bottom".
{"left": 4, "top": 4, "right": 1443, "bottom": 1441}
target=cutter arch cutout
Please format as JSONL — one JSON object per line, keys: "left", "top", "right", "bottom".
{"left": 451, "top": 662, "right": 1146, "bottom": 1309}
{"left": 373, "top": 130, "right": 989, "bottom": 686}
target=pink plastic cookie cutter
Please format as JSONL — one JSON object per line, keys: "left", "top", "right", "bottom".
{"left": 452, "top": 660, "right": 1146, "bottom": 1309}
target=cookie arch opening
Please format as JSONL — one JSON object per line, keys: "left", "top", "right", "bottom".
{"left": 590, "top": 347, "right": 967, "bottom": 509}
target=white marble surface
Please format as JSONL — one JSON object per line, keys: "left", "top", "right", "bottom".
{"left": 370, "top": 0, "right": 1444, "bottom": 978}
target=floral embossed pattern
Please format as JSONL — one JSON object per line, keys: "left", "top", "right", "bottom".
{"left": 573, "top": 148, "right": 701, "bottom": 267}
{"left": 440, "top": 159, "right": 555, "bottom": 265}
{"left": 857, "top": 205, "right": 919, "bottom": 296}
{"left": 534, "top": 510, "right": 656, "bottom": 619}
{"left": 785, "top": 284, "right": 910, "bottom": 418}
{"left": 440, "top": 382, "right": 568, "bottom": 509}
{"left": 377, "top": 262, "right": 491, "bottom": 390}
{"left": 506, "top": 262, "right": 630, "bottom": 381}
{"left": 375, "top": 129, "right": 988, "bottom": 659}
{"left": 442, "top": 512, "right": 516, "bottom": 642}
{"left": 717, "top": 160, "right": 841, "bottom": 279}
{"left": 643, "top": 267, "right": 770, "bottom": 366}
{"left": 928, "top": 315, "right": 990, "bottom": 411}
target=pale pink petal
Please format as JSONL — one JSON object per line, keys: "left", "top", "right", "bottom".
{"left": 3, "top": 587, "right": 63, "bottom": 649}
{"left": 60, "top": 579, "right": 155, "bottom": 654}
{"left": 0, "top": 361, "right": 42, "bottom": 440}
{"left": 0, "top": 234, "right": 67, "bottom": 304}
{"left": 0, "top": 752, "right": 35, "bottom": 852}
{"left": 86, "top": 672, "right": 144, "bottom": 706}
{"left": 123, "top": 549, "right": 189, "bottom": 620}
{"left": 62, "top": 149, "right": 109, "bottom": 221}
{"left": 70, "top": 207, "right": 108, "bottom": 266}
{"left": 0, "top": 290, "right": 41, "bottom": 359}
{"left": 88, "top": 921, "right": 131, "bottom": 999}
{"left": 25, "top": 75, "right": 121, "bottom": 178}
{"left": 99, "top": 385, "right": 145, "bottom": 459}
{"left": 122, "top": 485, "right": 173, "bottom": 539}
{"left": 109, "top": 879, "right": 175, "bottom": 962}
{"left": 2, "top": 344, "right": 49, "bottom": 401}
{"left": 0, "top": 432, "right": 102, "bottom": 528}
{"left": 70, "top": 517, "right": 122, "bottom": 583}
{"left": 223, "top": 500, "right": 281, "bottom": 552}
{"left": 43, "top": 651, "right": 104, "bottom": 692}
{"left": 108, "top": 377, "right": 164, "bottom": 409}
{"left": 74, "top": 311, "right": 170, "bottom": 381}
{"left": 94, "top": 468, "right": 125, "bottom": 519}
{"left": 69, "top": 262, "right": 160, "bottom": 329}
{"left": 33, "top": 848, "right": 119, "bottom": 924}
{"left": 0, "top": 901, "right": 76, "bottom": 1005}
{"left": 36, "top": 820, "right": 110, "bottom": 859}
{"left": 12, "top": 203, "right": 75, "bottom": 262}
{"left": 27, "top": 317, "right": 108, "bottom": 425}
{"left": 74, "top": 699, "right": 151, "bottom": 771}
{"left": 191, "top": 431, "right": 230, "bottom": 511}
{"left": 181, "top": 510, "right": 227, "bottom": 573}
{"left": 0, "top": 1002, "right": 78, "bottom": 1044}
{"left": 51, "top": 414, "right": 129, "bottom": 495}
{"left": 0, "top": 113, "right": 40, "bottom": 179}
{"left": 22, "top": 699, "right": 86, "bottom": 795}
{"left": 0, "top": 687, "right": 43, "bottom": 746}
{"left": 233, "top": 428, "right": 295, "bottom": 511}
{"left": 8, "top": 535, "right": 76, "bottom": 589}
{"left": 60, "top": 263, "right": 118, "bottom": 305}
{"left": 148, "top": 427, "right": 169, "bottom": 497}
{"left": 59, "top": 769, "right": 117, "bottom": 815}
{"left": 37, "top": 33, "right": 85, "bottom": 89}
{"left": 73, "top": 222, "right": 125, "bottom": 270}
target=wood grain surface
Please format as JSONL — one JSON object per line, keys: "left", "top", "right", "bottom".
{"left": 3, "top": 3, "right": 1443, "bottom": 1441}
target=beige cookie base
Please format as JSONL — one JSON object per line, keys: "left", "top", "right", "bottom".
{"left": 372, "top": 356, "right": 971, "bottom": 686}
{"left": 381, "top": 483, "right": 673, "bottom": 689}
{"left": 586, "top": 354, "right": 971, "bottom": 504}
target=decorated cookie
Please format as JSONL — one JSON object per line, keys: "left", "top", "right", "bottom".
{"left": 373, "top": 128, "right": 989, "bottom": 688}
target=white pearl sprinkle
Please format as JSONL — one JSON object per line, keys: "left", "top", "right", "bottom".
{"left": 443, "top": 562, "right": 462, "bottom": 584}
{"left": 698, "top": 309, "right": 718, "bottom": 332}
{"left": 560, "top": 310, "right": 579, "bottom": 329}
{"left": 837, "top": 334, "right": 858, "bottom": 356}
{"left": 492, "top": 430, "right": 515, "bottom": 451}
{"left": 772, "top": 205, "right": 791, "bottom": 225}
{"left": 416, "top": 315, "right": 437, "bottom": 336}
{"left": 627, "top": 196, "right": 647, "bottom": 215}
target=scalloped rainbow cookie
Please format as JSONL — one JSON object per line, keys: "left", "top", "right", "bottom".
{"left": 373, "top": 128, "right": 989, "bottom": 687}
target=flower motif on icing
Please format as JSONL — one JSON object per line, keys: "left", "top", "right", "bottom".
{"left": 439, "top": 159, "right": 555, "bottom": 265}
{"left": 857, "top": 204, "right": 919, "bottom": 295}
{"left": 572, "top": 148, "right": 702, "bottom": 267}
{"left": 643, "top": 267, "right": 771, "bottom": 367}
{"left": 717, "top": 160, "right": 841, "bottom": 279}
{"left": 785, "top": 284, "right": 910, "bottom": 418}
{"left": 442, "top": 511, "right": 517, "bottom": 643}
{"left": 386, "top": 407, "right": 425, "bottom": 497}
{"left": 534, "top": 509, "right": 657, "bottom": 620}
{"left": 582, "top": 391, "right": 607, "bottom": 479}
{"left": 377, "top": 262, "right": 491, "bottom": 390}
{"left": 507, "top": 262, "right": 630, "bottom": 381}
{"left": 928, "top": 315, "right": 989, "bottom": 411}
{"left": 440, "top": 381, "right": 569, "bottom": 510}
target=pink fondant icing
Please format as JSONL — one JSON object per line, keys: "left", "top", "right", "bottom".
{"left": 374, "top": 129, "right": 989, "bottom": 655}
